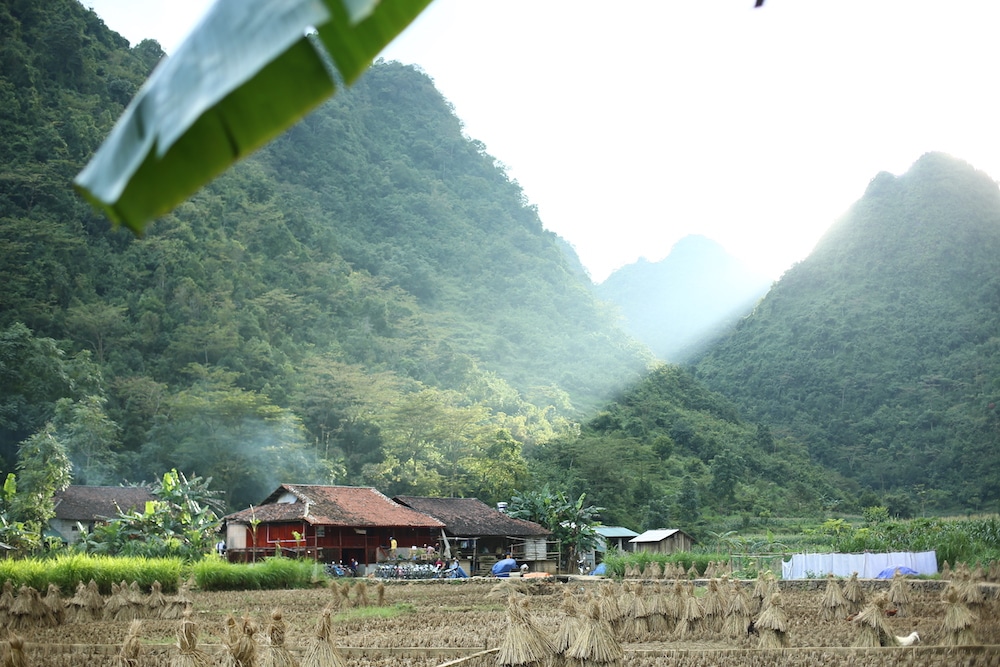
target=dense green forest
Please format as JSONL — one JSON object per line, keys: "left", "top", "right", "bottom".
{"left": 693, "top": 153, "right": 1000, "bottom": 515}
{"left": 1, "top": 0, "right": 672, "bottom": 516}
{"left": 3, "top": 0, "right": 995, "bottom": 535}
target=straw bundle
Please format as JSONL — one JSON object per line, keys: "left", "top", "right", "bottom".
{"left": 624, "top": 563, "right": 640, "bottom": 579}
{"left": 819, "top": 574, "right": 848, "bottom": 621}
{"left": 843, "top": 572, "right": 865, "bottom": 614}
{"left": 376, "top": 581, "right": 386, "bottom": 606}
{"left": 644, "top": 582, "right": 670, "bottom": 637}
{"left": 721, "top": 580, "right": 753, "bottom": 639}
{"left": 3, "top": 633, "right": 27, "bottom": 667}
{"left": 956, "top": 571, "right": 985, "bottom": 608}
{"left": 749, "top": 574, "right": 768, "bottom": 615}
{"left": 940, "top": 560, "right": 951, "bottom": 579}
{"left": 597, "top": 583, "right": 623, "bottom": 632}
{"left": 851, "top": 592, "right": 895, "bottom": 647}
{"left": 619, "top": 582, "right": 650, "bottom": 642}
{"left": 106, "top": 581, "right": 136, "bottom": 621}
{"left": 65, "top": 581, "right": 88, "bottom": 623}
{"left": 685, "top": 564, "right": 699, "bottom": 580}
{"left": 170, "top": 609, "right": 213, "bottom": 667}
{"left": 496, "top": 595, "right": 556, "bottom": 667}
{"left": 663, "top": 581, "right": 684, "bottom": 627}
{"left": 301, "top": 605, "right": 346, "bottom": 667}
{"left": 754, "top": 592, "right": 789, "bottom": 649}
{"left": 0, "top": 581, "right": 13, "bottom": 626}
{"left": 260, "top": 609, "right": 298, "bottom": 667}
{"left": 163, "top": 581, "right": 194, "bottom": 620}
{"left": 43, "top": 583, "right": 65, "bottom": 625}
{"left": 351, "top": 581, "right": 369, "bottom": 607}
{"left": 112, "top": 619, "right": 145, "bottom": 667}
{"left": 941, "top": 585, "right": 977, "bottom": 646}
{"left": 338, "top": 582, "right": 351, "bottom": 606}
{"left": 145, "top": 580, "right": 169, "bottom": 618}
{"left": 85, "top": 579, "right": 105, "bottom": 620}
{"left": 887, "top": 571, "right": 911, "bottom": 617}
{"left": 672, "top": 584, "right": 702, "bottom": 638}
{"left": 565, "top": 599, "right": 623, "bottom": 667}
{"left": 699, "top": 579, "right": 727, "bottom": 633}
{"left": 9, "top": 585, "right": 55, "bottom": 630}
{"left": 552, "top": 592, "right": 583, "bottom": 657}
{"left": 646, "top": 561, "right": 663, "bottom": 579}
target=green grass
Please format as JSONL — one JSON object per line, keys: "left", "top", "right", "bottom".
{"left": 334, "top": 603, "right": 416, "bottom": 621}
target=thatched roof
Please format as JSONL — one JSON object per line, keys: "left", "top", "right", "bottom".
{"left": 225, "top": 485, "right": 445, "bottom": 529}
{"left": 393, "top": 496, "right": 550, "bottom": 537}
{"left": 53, "top": 486, "right": 156, "bottom": 522}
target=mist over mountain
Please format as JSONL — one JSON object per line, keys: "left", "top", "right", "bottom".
{"left": 598, "top": 236, "right": 772, "bottom": 361}
{"left": 693, "top": 152, "right": 1000, "bottom": 513}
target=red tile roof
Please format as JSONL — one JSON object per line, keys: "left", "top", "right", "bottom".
{"left": 225, "top": 485, "right": 445, "bottom": 529}
{"left": 53, "top": 486, "right": 156, "bottom": 521}
{"left": 393, "top": 496, "right": 550, "bottom": 537}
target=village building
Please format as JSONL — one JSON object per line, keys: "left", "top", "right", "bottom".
{"left": 393, "top": 495, "right": 556, "bottom": 575}
{"left": 51, "top": 485, "right": 156, "bottom": 544}
{"left": 577, "top": 525, "right": 639, "bottom": 571}
{"left": 629, "top": 528, "right": 696, "bottom": 554}
{"left": 221, "top": 484, "right": 444, "bottom": 568}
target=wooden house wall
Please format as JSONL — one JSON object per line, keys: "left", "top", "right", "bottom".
{"left": 234, "top": 522, "right": 438, "bottom": 565}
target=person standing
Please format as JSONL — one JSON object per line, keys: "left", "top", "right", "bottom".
{"left": 390, "top": 536, "right": 398, "bottom": 559}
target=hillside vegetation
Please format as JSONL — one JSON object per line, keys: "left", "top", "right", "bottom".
{"left": 694, "top": 153, "right": 1000, "bottom": 515}
{"left": 0, "top": 0, "right": 652, "bottom": 511}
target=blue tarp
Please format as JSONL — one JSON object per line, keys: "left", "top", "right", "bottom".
{"left": 491, "top": 558, "right": 517, "bottom": 577}
{"left": 590, "top": 562, "right": 607, "bottom": 576}
{"left": 876, "top": 566, "right": 919, "bottom": 579}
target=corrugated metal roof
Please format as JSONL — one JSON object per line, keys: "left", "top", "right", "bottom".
{"left": 225, "top": 485, "right": 444, "bottom": 528}
{"left": 597, "top": 526, "right": 639, "bottom": 538}
{"left": 630, "top": 528, "right": 684, "bottom": 543}
{"left": 53, "top": 486, "right": 156, "bottom": 521}
{"left": 393, "top": 496, "right": 550, "bottom": 537}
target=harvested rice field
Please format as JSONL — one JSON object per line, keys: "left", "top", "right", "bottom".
{"left": 2, "top": 572, "right": 999, "bottom": 666}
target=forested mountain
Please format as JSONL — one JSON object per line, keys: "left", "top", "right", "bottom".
{"left": 693, "top": 153, "right": 1000, "bottom": 515}
{"left": 598, "top": 236, "right": 772, "bottom": 361}
{"left": 0, "top": 0, "right": 653, "bottom": 511}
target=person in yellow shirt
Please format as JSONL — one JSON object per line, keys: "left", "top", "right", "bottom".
{"left": 390, "top": 536, "right": 398, "bottom": 559}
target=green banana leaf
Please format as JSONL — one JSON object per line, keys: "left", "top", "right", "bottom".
{"left": 74, "top": 0, "right": 431, "bottom": 234}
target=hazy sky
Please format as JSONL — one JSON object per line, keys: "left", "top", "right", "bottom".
{"left": 84, "top": 0, "right": 1000, "bottom": 282}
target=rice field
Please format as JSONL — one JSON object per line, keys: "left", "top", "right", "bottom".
{"left": 1, "top": 569, "right": 998, "bottom": 666}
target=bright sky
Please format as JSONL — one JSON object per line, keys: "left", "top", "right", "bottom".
{"left": 84, "top": 0, "right": 1000, "bottom": 282}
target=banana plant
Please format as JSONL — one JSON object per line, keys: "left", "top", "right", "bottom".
{"left": 74, "top": 0, "right": 432, "bottom": 233}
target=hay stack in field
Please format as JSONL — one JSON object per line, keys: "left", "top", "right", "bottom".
{"left": 646, "top": 561, "right": 662, "bottom": 579}
{"left": 887, "top": 571, "right": 911, "bottom": 617}
{"left": 145, "top": 580, "right": 169, "bottom": 618}
{"left": 940, "top": 561, "right": 951, "bottom": 579}
{"left": 685, "top": 564, "right": 699, "bottom": 579}
{"left": 85, "top": 579, "right": 105, "bottom": 619}
{"left": 170, "top": 609, "right": 212, "bottom": 667}
{"left": 620, "top": 582, "right": 650, "bottom": 642}
{"left": 624, "top": 563, "right": 640, "bottom": 579}
{"left": 261, "top": 609, "right": 298, "bottom": 667}
{"left": 65, "top": 581, "right": 88, "bottom": 623}
{"left": 496, "top": 595, "right": 556, "bottom": 667}
{"left": 941, "top": 584, "right": 977, "bottom": 646}
{"left": 4, "top": 633, "right": 27, "bottom": 667}
{"left": 956, "top": 570, "right": 985, "bottom": 609}
{"left": 754, "top": 592, "right": 789, "bottom": 649}
{"left": 0, "top": 581, "right": 14, "bottom": 626}
{"left": 351, "top": 581, "right": 369, "bottom": 607}
{"left": 672, "top": 583, "right": 703, "bottom": 638}
{"left": 163, "top": 580, "right": 194, "bottom": 620}
{"left": 338, "top": 582, "right": 351, "bottom": 606}
{"left": 722, "top": 580, "right": 753, "bottom": 639}
{"left": 597, "top": 583, "right": 623, "bottom": 635}
{"left": 552, "top": 592, "right": 584, "bottom": 659}
{"left": 700, "top": 579, "right": 727, "bottom": 633}
{"left": 749, "top": 573, "right": 773, "bottom": 615}
{"left": 9, "top": 585, "right": 56, "bottom": 630}
{"left": 644, "top": 582, "right": 670, "bottom": 637}
{"left": 301, "top": 605, "right": 345, "bottom": 667}
{"left": 106, "top": 581, "right": 136, "bottom": 621}
{"left": 43, "top": 583, "right": 65, "bottom": 625}
{"left": 843, "top": 572, "right": 866, "bottom": 614}
{"left": 565, "top": 599, "right": 623, "bottom": 667}
{"left": 112, "top": 619, "right": 145, "bottom": 667}
{"left": 375, "top": 581, "right": 386, "bottom": 606}
{"left": 820, "top": 574, "right": 848, "bottom": 621}
{"left": 851, "top": 592, "right": 896, "bottom": 647}
{"left": 220, "top": 613, "right": 260, "bottom": 667}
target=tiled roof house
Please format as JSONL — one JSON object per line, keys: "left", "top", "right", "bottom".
{"left": 222, "top": 484, "right": 444, "bottom": 565}
{"left": 393, "top": 496, "right": 554, "bottom": 574}
{"left": 51, "top": 485, "right": 156, "bottom": 543}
